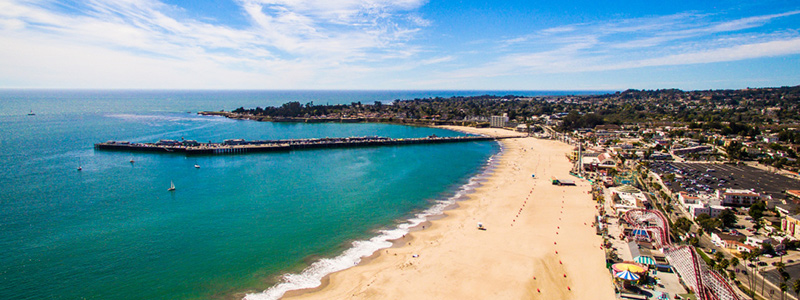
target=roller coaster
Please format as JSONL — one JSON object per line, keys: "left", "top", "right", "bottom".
{"left": 622, "top": 209, "right": 742, "bottom": 300}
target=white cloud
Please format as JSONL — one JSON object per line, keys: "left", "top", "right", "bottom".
{"left": 456, "top": 9, "right": 800, "bottom": 82}
{"left": 0, "top": 0, "right": 430, "bottom": 88}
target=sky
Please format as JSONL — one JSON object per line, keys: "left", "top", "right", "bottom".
{"left": 1, "top": 0, "right": 799, "bottom": 90}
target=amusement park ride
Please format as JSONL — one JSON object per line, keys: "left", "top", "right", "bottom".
{"left": 623, "top": 209, "right": 742, "bottom": 300}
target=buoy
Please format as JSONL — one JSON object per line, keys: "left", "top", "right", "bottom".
{"left": 557, "top": 226, "right": 560, "bottom": 229}
{"left": 537, "top": 288, "right": 540, "bottom": 293}
{"left": 563, "top": 274, "right": 567, "bottom": 278}
{"left": 556, "top": 232, "right": 558, "bottom": 234}
{"left": 555, "top": 250, "right": 558, "bottom": 254}
{"left": 554, "top": 242, "right": 557, "bottom": 245}
{"left": 568, "top": 286, "right": 571, "bottom": 291}
{"left": 559, "top": 260, "right": 562, "bottom": 264}
{"left": 533, "top": 276, "right": 536, "bottom": 280}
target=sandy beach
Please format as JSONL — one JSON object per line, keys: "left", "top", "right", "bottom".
{"left": 284, "top": 126, "right": 615, "bottom": 300}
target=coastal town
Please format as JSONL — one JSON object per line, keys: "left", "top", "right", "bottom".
{"left": 213, "top": 86, "right": 800, "bottom": 300}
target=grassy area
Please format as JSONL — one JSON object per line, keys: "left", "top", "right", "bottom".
{"left": 696, "top": 247, "right": 713, "bottom": 265}
{"left": 735, "top": 281, "right": 764, "bottom": 300}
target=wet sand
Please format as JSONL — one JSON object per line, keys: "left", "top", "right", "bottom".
{"left": 284, "top": 126, "right": 615, "bottom": 300}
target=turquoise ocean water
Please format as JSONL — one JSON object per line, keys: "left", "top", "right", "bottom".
{"left": 0, "top": 90, "right": 594, "bottom": 300}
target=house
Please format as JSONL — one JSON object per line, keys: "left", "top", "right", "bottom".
{"left": 745, "top": 235, "right": 773, "bottom": 248}
{"left": 678, "top": 192, "right": 701, "bottom": 206}
{"left": 711, "top": 232, "right": 741, "bottom": 248}
{"left": 735, "top": 242, "right": 758, "bottom": 253}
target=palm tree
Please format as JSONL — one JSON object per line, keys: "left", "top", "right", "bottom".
{"left": 792, "top": 279, "right": 800, "bottom": 299}
{"left": 780, "top": 282, "right": 788, "bottom": 300}
{"left": 776, "top": 262, "right": 790, "bottom": 300}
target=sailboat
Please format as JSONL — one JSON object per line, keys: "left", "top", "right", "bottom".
{"left": 168, "top": 181, "right": 176, "bottom": 191}
{"left": 27, "top": 109, "right": 35, "bottom": 116}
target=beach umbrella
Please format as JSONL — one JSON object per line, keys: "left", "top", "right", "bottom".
{"left": 615, "top": 270, "right": 640, "bottom": 281}
{"left": 634, "top": 256, "right": 656, "bottom": 265}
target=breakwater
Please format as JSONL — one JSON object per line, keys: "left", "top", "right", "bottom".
{"left": 94, "top": 135, "right": 504, "bottom": 155}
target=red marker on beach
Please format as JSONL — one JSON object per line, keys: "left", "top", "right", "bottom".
{"left": 568, "top": 286, "right": 571, "bottom": 291}
{"left": 537, "top": 288, "right": 540, "bottom": 293}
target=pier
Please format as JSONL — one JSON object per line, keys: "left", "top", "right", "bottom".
{"left": 94, "top": 135, "right": 507, "bottom": 156}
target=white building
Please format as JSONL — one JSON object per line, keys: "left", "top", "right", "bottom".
{"left": 716, "top": 189, "right": 761, "bottom": 206}
{"left": 490, "top": 114, "right": 509, "bottom": 128}
{"left": 745, "top": 235, "right": 773, "bottom": 248}
{"left": 686, "top": 203, "right": 728, "bottom": 219}
{"left": 678, "top": 191, "right": 729, "bottom": 219}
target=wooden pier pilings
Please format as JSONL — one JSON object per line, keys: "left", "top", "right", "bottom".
{"left": 94, "top": 135, "right": 505, "bottom": 156}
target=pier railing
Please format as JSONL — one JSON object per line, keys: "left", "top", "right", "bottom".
{"left": 94, "top": 135, "right": 505, "bottom": 156}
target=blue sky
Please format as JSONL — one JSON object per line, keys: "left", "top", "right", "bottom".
{"left": 1, "top": 0, "right": 799, "bottom": 90}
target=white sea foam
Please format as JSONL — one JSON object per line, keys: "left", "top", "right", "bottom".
{"left": 244, "top": 150, "right": 501, "bottom": 300}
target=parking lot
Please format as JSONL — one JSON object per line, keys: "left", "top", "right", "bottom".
{"left": 648, "top": 162, "right": 799, "bottom": 201}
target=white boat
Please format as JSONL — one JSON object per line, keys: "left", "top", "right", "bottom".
{"left": 194, "top": 164, "right": 200, "bottom": 168}
{"left": 77, "top": 158, "right": 82, "bottom": 171}
{"left": 130, "top": 158, "right": 135, "bottom": 163}
{"left": 168, "top": 181, "right": 176, "bottom": 191}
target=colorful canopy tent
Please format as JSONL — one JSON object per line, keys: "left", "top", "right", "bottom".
{"left": 634, "top": 256, "right": 657, "bottom": 265}
{"left": 611, "top": 262, "right": 646, "bottom": 274}
{"left": 615, "top": 270, "right": 640, "bottom": 281}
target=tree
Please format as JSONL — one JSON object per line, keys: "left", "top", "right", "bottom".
{"left": 696, "top": 213, "right": 721, "bottom": 232}
{"left": 674, "top": 217, "right": 693, "bottom": 234}
{"left": 718, "top": 209, "right": 738, "bottom": 228}
{"left": 730, "top": 257, "right": 739, "bottom": 271}
{"left": 725, "top": 141, "right": 745, "bottom": 160}
{"left": 792, "top": 279, "right": 800, "bottom": 300}
{"left": 763, "top": 242, "right": 775, "bottom": 255}
{"left": 749, "top": 201, "right": 767, "bottom": 221}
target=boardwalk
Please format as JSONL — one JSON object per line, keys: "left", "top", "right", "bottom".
{"left": 94, "top": 135, "right": 507, "bottom": 156}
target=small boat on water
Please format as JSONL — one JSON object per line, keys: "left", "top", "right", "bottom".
{"left": 130, "top": 158, "right": 135, "bottom": 164}
{"left": 27, "top": 110, "right": 35, "bottom": 116}
{"left": 194, "top": 164, "right": 200, "bottom": 168}
{"left": 168, "top": 181, "right": 176, "bottom": 191}
{"left": 77, "top": 158, "right": 82, "bottom": 171}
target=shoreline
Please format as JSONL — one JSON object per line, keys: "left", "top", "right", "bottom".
{"left": 243, "top": 132, "right": 503, "bottom": 300}
{"left": 246, "top": 126, "right": 615, "bottom": 300}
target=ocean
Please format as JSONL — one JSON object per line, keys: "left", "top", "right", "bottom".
{"left": 0, "top": 90, "right": 595, "bottom": 299}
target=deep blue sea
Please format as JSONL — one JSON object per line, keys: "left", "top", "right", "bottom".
{"left": 0, "top": 90, "right": 598, "bottom": 300}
